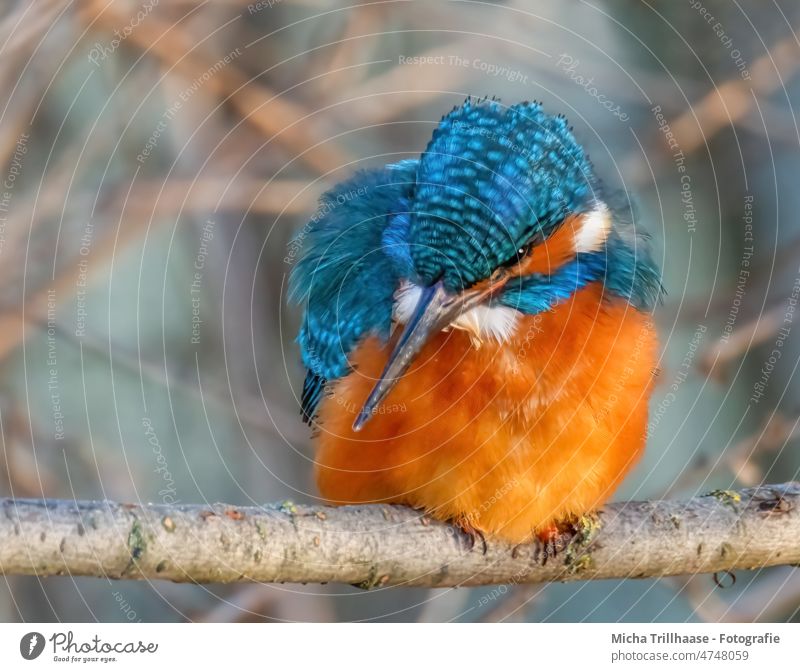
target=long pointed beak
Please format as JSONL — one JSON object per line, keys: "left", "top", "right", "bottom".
{"left": 352, "top": 276, "right": 504, "bottom": 431}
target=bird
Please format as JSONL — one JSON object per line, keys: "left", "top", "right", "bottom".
{"left": 290, "top": 98, "right": 661, "bottom": 547}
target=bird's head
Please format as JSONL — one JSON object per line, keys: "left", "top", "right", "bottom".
{"left": 291, "top": 98, "right": 661, "bottom": 430}
{"left": 353, "top": 99, "right": 613, "bottom": 430}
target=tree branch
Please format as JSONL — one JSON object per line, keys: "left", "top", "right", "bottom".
{"left": 1, "top": 483, "right": 799, "bottom": 588}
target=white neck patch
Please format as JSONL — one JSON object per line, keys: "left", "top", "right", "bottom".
{"left": 573, "top": 201, "right": 611, "bottom": 253}
{"left": 393, "top": 281, "right": 520, "bottom": 347}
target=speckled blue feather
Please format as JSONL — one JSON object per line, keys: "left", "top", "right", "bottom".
{"left": 289, "top": 161, "right": 417, "bottom": 414}
{"left": 406, "top": 98, "right": 594, "bottom": 290}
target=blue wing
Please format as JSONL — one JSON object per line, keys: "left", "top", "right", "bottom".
{"left": 289, "top": 161, "right": 418, "bottom": 421}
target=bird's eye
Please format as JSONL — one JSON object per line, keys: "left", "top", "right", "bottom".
{"left": 498, "top": 243, "right": 532, "bottom": 269}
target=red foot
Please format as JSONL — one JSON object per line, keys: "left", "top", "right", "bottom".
{"left": 534, "top": 520, "right": 578, "bottom": 565}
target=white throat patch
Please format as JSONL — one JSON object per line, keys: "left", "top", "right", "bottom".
{"left": 393, "top": 281, "right": 520, "bottom": 347}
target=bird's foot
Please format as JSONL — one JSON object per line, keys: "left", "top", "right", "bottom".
{"left": 454, "top": 518, "right": 488, "bottom": 555}
{"left": 512, "top": 515, "right": 601, "bottom": 569}
{"left": 533, "top": 521, "right": 577, "bottom": 566}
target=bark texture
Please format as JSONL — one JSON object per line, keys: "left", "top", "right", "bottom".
{"left": 1, "top": 483, "right": 798, "bottom": 588}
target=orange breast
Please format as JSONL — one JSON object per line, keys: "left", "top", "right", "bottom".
{"left": 313, "top": 282, "right": 659, "bottom": 544}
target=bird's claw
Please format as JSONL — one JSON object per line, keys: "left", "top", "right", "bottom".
{"left": 456, "top": 520, "right": 488, "bottom": 555}
{"left": 533, "top": 520, "right": 579, "bottom": 566}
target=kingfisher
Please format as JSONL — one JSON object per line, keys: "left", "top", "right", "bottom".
{"left": 290, "top": 98, "right": 661, "bottom": 546}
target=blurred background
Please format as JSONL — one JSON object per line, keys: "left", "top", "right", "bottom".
{"left": 1, "top": 0, "right": 799, "bottom": 622}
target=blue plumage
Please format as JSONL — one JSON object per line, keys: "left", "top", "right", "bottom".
{"left": 499, "top": 231, "right": 663, "bottom": 314}
{"left": 407, "top": 99, "right": 593, "bottom": 290}
{"left": 290, "top": 99, "right": 662, "bottom": 420}
{"left": 289, "top": 161, "right": 417, "bottom": 382}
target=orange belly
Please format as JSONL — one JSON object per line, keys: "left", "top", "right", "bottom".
{"left": 314, "top": 282, "right": 659, "bottom": 544}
